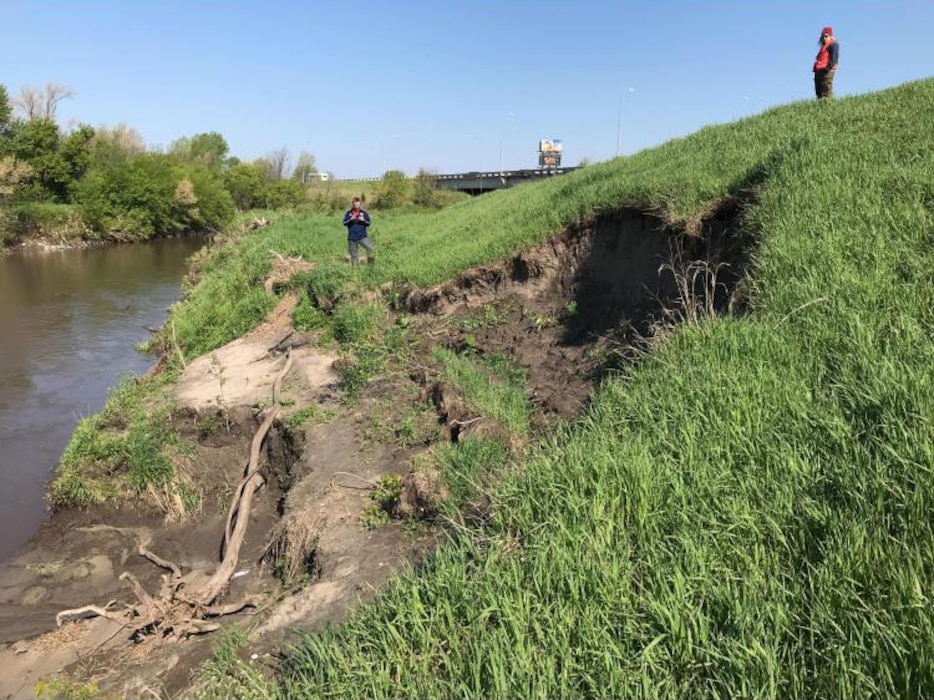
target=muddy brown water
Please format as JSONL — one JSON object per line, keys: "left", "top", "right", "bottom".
{"left": 0, "top": 237, "right": 204, "bottom": 563}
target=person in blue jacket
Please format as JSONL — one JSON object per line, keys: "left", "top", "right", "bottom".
{"left": 342, "top": 196, "right": 374, "bottom": 265}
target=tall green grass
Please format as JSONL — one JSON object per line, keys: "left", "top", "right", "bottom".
{"left": 270, "top": 81, "right": 934, "bottom": 697}
{"left": 49, "top": 374, "right": 182, "bottom": 509}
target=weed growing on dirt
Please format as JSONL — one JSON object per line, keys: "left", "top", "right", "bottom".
{"left": 360, "top": 474, "right": 405, "bottom": 530}
{"left": 281, "top": 405, "right": 334, "bottom": 436}
{"left": 458, "top": 303, "right": 504, "bottom": 331}
{"left": 359, "top": 505, "right": 391, "bottom": 530}
{"left": 335, "top": 314, "right": 411, "bottom": 401}
{"left": 431, "top": 346, "right": 531, "bottom": 438}
{"left": 35, "top": 676, "right": 100, "bottom": 700}
{"left": 190, "top": 627, "right": 274, "bottom": 700}
{"left": 371, "top": 474, "right": 403, "bottom": 511}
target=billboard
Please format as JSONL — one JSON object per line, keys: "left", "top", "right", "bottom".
{"left": 538, "top": 138, "right": 563, "bottom": 168}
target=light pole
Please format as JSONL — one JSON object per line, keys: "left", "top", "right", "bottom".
{"left": 500, "top": 111, "right": 515, "bottom": 173}
{"left": 616, "top": 87, "right": 635, "bottom": 158}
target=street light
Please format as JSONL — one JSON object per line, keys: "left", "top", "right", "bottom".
{"left": 616, "top": 87, "right": 636, "bottom": 158}
{"left": 500, "top": 111, "right": 515, "bottom": 173}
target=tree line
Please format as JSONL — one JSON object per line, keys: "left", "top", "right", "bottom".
{"left": 0, "top": 83, "right": 322, "bottom": 246}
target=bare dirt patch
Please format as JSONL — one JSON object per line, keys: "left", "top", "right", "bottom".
{"left": 401, "top": 200, "right": 751, "bottom": 421}
{"left": 0, "top": 202, "right": 752, "bottom": 698}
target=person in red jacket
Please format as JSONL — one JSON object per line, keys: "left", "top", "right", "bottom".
{"left": 813, "top": 26, "right": 840, "bottom": 100}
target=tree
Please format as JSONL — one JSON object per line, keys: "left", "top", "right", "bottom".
{"left": 60, "top": 125, "right": 96, "bottom": 193}
{"left": 90, "top": 124, "right": 146, "bottom": 168}
{"left": 168, "top": 135, "right": 192, "bottom": 160}
{"left": 14, "top": 83, "right": 74, "bottom": 121}
{"left": 222, "top": 162, "right": 265, "bottom": 210}
{"left": 0, "top": 85, "right": 12, "bottom": 138}
{"left": 189, "top": 132, "right": 229, "bottom": 171}
{"left": 291, "top": 151, "right": 318, "bottom": 182}
{"left": 376, "top": 170, "right": 410, "bottom": 209}
{"left": 10, "top": 118, "right": 64, "bottom": 200}
{"left": 0, "top": 84, "right": 14, "bottom": 158}
{"left": 412, "top": 168, "right": 439, "bottom": 208}
{"left": 77, "top": 154, "right": 233, "bottom": 239}
{"left": 0, "top": 157, "right": 33, "bottom": 198}
{"left": 7, "top": 119, "right": 94, "bottom": 202}
{"left": 263, "top": 148, "right": 290, "bottom": 181}
{"left": 262, "top": 179, "right": 305, "bottom": 209}
{"left": 168, "top": 132, "right": 229, "bottom": 171}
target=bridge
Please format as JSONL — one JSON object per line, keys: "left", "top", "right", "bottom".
{"left": 435, "top": 167, "right": 579, "bottom": 195}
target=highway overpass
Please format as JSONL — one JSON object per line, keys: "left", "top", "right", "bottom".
{"left": 435, "top": 167, "right": 579, "bottom": 195}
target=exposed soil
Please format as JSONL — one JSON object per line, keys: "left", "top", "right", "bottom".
{"left": 0, "top": 202, "right": 752, "bottom": 698}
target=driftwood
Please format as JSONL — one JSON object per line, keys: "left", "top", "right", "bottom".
{"left": 56, "top": 350, "right": 294, "bottom": 642}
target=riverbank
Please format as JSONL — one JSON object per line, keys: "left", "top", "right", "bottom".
{"left": 0, "top": 229, "right": 633, "bottom": 694}
{"left": 0, "top": 290, "right": 435, "bottom": 697}
{"left": 2, "top": 79, "right": 932, "bottom": 697}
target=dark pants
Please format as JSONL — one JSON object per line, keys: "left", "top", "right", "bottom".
{"left": 815, "top": 69, "right": 835, "bottom": 99}
{"left": 348, "top": 236, "right": 374, "bottom": 265}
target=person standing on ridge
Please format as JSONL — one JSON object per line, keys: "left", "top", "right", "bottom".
{"left": 342, "top": 196, "right": 374, "bottom": 265}
{"left": 813, "top": 26, "right": 839, "bottom": 100}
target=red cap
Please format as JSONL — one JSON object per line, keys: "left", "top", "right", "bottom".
{"left": 822, "top": 26, "right": 833, "bottom": 35}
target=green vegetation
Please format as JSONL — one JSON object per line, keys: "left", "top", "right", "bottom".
{"left": 274, "top": 81, "right": 934, "bottom": 697}
{"left": 48, "top": 374, "right": 193, "bottom": 513}
{"left": 360, "top": 473, "right": 405, "bottom": 529}
{"left": 35, "top": 676, "right": 100, "bottom": 700}
{"left": 190, "top": 627, "right": 274, "bottom": 700}
{"left": 432, "top": 346, "right": 531, "bottom": 438}
{"left": 1, "top": 82, "right": 467, "bottom": 248}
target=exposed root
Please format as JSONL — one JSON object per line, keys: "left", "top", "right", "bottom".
{"left": 207, "top": 403, "right": 281, "bottom": 604}
{"left": 139, "top": 545, "right": 181, "bottom": 580}
{"left": 56, "top": 350, "right": 295, "bottom": 644}
{"left": 56, "top": 601, "right": 122, "bottom": 628}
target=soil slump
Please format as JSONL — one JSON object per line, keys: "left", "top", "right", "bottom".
{"left": 0, "top": 203, "right": 753, "bottom": 697}
{"left": 412, "top": 201, "right": 751, "bottom": 418}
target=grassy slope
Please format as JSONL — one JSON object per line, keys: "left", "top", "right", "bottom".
{"left": 268, "top": 80, "right": 934, "bottom": 698}
{"left": 95, "top": 80, "right": 933, "bottom": 696}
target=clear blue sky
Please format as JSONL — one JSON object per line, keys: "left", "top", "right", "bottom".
{"left": 2, "top": 1, "right": 931, "bottom": 179}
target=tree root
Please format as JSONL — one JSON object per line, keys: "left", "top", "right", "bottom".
{"left": 55, "top": 350, "right": 293, "bottom": 644}
{"left": 56, "top": 601, "right": 122, "bottom": 628}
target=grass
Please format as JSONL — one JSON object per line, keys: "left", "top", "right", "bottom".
{"left": 48, "top": 372, "right": 194, "bottom": 513}
{"left": 271, "top": 81, "right": 934, "bottom": 698}
{"left": 431, "top": 346, "right": 531, "bottom": 438}
{"left": 190, "top": 627, "right": 274, "bottom": 699}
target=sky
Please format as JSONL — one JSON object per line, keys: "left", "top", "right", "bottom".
{"left": 2, "top": 1, "right": 932, "bottom": 179}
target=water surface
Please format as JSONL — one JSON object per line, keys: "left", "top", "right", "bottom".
{"left": 0, "top": 237, "right": 204, "bottom": 562}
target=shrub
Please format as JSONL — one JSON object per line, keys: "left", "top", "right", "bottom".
{"left": 375, "top": 170, "right": 410, "bottom": 209}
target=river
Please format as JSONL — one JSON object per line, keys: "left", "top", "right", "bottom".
{"left": 0, "top": 237, "right": 205, "bottom": 563}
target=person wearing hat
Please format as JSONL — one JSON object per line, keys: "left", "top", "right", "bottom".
{"left": 813, "top": 26, "right": 839, "bottom": 99}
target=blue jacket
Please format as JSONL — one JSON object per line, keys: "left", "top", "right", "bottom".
{"left": 342, "top": 207, "right": 371, "bottom": 241}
